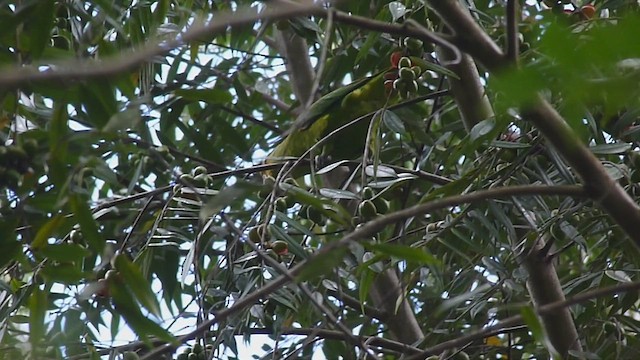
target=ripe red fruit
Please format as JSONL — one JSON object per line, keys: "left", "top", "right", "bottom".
{"left": 390, "top": 51, "right": 402, "bottom": 68}
{"left": 271, "top": 241, "right": 289, "bottom": 255}
{"left": 581, "top": 4, "right": 596, "bottom": 19}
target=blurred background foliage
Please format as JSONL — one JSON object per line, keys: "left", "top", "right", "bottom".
{"left": 1, "top": 0, "right": 640, "bottom": 359}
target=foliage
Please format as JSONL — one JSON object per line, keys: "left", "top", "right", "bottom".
{"left": 1, "top": 0, "right": 640, "bottom": 359}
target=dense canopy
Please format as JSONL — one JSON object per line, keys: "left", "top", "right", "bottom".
{"left": 2, "top": 1, "right": 640, "bottom": 359}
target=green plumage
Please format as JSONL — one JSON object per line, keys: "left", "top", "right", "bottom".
{"left": 267, "top": 69, "right": 393, "bottom": 169}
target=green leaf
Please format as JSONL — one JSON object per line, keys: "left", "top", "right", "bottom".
{"left": 520, "top": 306, "right": 552, "bottom": 354}
{"left": 70, "top": 195, "right": 105, "bottom": 253}
{"left": 388, "top": 1, "right": 407, "bottom": 21}
{"left": 200, "top": 182, "right": 259, "bottom": 220}
{"left": 295, "top": 247, "right": 348, "bottom": 283}
{"left": 358, "top": 269, "right": 375, "bottom": 314}
{"left": 318, "top": 188, "right": 359, "bottom": 200}
{"left": 279, "top": 183, "right": 351, "bottom": 225}
{"left": 28, "top": 1, "right": 55, "bottom": 59}
{"left": 28, "top": 288, "right": 47, "bottom": 346}
{"left": 470, "top": 118, "right": 495, "bottom": 142}
{"left": 41, "top": 263, "right": 87, "bottom": 284}
{"left": 113, "top": 254, "right": 162, "bottom": 317}
{"left": 490, "top": 140, "right": 531, "bottom": 149}
{"left": 383, "top": 110, "right": 406, "bottom": 134}
{"left": 103, "top": 107, "right": 141, "bottom": 132}
{"left": 589, "top": 143, "right": 632, "bottom": 155}
{"left": 39, "top": 243, "right": 91, "bottom": 262}
{"left": 366, "top": 243, "right": 440, "bottom": 265}
{"left": 174, "top": 89, "right": 233, "bottom": 104}
{"left": 31, "top": 215, "right": 66, "bottom": 250}
{"left": 109, "top": 275, "right": 173, "bottom": 342}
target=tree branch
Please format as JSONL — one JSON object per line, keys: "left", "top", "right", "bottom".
{"left": 425, "top": 0, "right": 640, "bottom": 249}
{"left": 141, "top": 184, "right": 587, "bottom": 359}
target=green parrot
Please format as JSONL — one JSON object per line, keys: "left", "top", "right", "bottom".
{"left": 267, "top": 71, "right": 392, "bottom": 168}
{"left": 265, "top": 54, "right": 443, "bottom": 176}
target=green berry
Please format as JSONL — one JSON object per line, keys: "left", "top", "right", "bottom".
{"left": 373, "top": 197, "right": 389, "bottom": 214}
{"left": 192, "top": 343, "right": 203, "bottom": 354}
{"left": 69, "top": 229, "right": 83, "bottom": 243}
{"left": 358, "top": 200, "right": 378, "bottom": 220}
{"left": 122, "top": 351, "right": 140, "bottom": 360}
{"left": 306, "top": 206, "right": 325, "bottom": 225}
{"left": 275, "top": 197, "right": 288, "bottom": 212}
{"left": 179, "top": 174, "right": 194, "bottom": 183}
{"left": 410, "top": 65, "right": 422, "bottom": 78}
{"left": 249, "top": 225, "right": 269, "bottom": 243}
{"left": 193, "top": 173, "right": 211, "bottom": 187}
{"left": 362, "top": 187, "right": 375, "bottom": 200}
{"left": 404, "top": 38, "right": 424, "bottom": 52}
{"left": 193, "top": 166, "right": 207, "bottom": 177}
{"left": 398, "top": 56, "right": 412, "bottom": 68}
{"left": 398, "top": 67, "right": 415, "bottom": 81}
{"left": 407, "top": 80, "right": 419, "bottom": 93}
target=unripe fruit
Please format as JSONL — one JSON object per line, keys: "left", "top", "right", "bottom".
{"left": 179, "top": 174, "right": 194, "bottom": 183}
{"left": 123, "top": 351, "right": 140, "bottom": 360}
{"left": 410, "top": 65, "right": 422, "bottom": 78}
{"left": 193, "top": 166, "right": 207, "bottom": 177}
{"left": 398, "top": 67, "right": 415, "bottom": 81}
{"left": 105, "top": 269, "right": 119, "bottom": 280}
{"left": 177, "top": 354, "right": 189, "bottom": 360}
{"left": 452, "top": 351, "right": 470, "bottom": 360}
{"left": 407, "top": 80, "right": 419, "bottom": 93}
{"left": 249, "top": 225, "right": 269, "bottom": 243}
{"left": 398, "top": 56, "right": 412, "bottom": 69}
{"left": 373, "top": 197, "right": 389, "bottom": 214}
{"left": 188, "top": 353, "right": 198, "bottom": 360}
{"left": 69, "top": 229, "right": 83, "bottom": 243}
{"left": 193, "top": 173, "right": 210, "bottom": 187}
{"left": 404, "top": 38, "right": 424, "bottom": 53}
{"left": 298, "top": 205, "right": 309, "bottom": 219}
{"left": 306, "top": 206, "right": 325, "bottom": 225}
{"left": 275, "top": 197, "right": 288, "bottom": 212}
{"left": 192, "top": 344, "right": 203, "bottom": 354}
{"left": 392, "top": 79, "right": 405, "bottom": 92}
{"left": 362, "top": 187, "right": 375, "bottom": 200}
{"left": 358, "top": 200, "right": 378, "bottom": 220}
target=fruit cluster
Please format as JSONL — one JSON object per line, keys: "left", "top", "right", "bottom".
{"left": 386, "top": 49, "right": 424, "bottom": 99}
{"left": 0, "top": 140, "right": 37, "bottom": 190}
{"left": 176, "top": 343, "right": 210, "bottom": 360}
{"left": 543, "top": 0, "right": 597, "bottom": 21}
{"left": 178, "top": 165, "right": 211, "bottom": 188}
{"left": 356, "top": 186, "right": 389, "bottom": 223}
{"left": 129, "top": 145, "right": 176, "bottom": 176}
{"left": 248, "top": 225, "right": 289, "bottom": 256}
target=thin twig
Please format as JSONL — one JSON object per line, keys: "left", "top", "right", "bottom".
{"left": 140, "top": 184, "right": 588, "bottom": 359}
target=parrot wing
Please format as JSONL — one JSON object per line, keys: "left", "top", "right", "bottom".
{"left": 291, "top": 72, "right": 383, "bottom": 132}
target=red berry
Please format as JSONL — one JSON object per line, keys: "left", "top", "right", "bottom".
{"left": 390, "top": 51, "right": 402, "bottom": 68}
{"left": 581, "top": 4, "right": 596, "bottom": 19}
